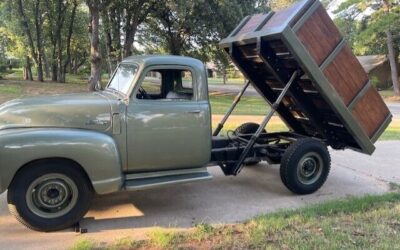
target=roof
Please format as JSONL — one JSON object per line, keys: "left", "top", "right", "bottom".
{"left": 121, "top": 55, "right": 205, "bottom": 70}
{"left": 356, "top": 55, "right": 387, "bottom": 73}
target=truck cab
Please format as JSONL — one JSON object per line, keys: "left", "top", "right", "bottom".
{"left": 109, "top": 56, "right": 212, "bottom": 172}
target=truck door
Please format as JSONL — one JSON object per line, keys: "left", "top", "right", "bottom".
{"left": 126, "top": 66, "right": 211, "bottom": 172}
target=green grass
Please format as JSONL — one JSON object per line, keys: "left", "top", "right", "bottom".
{"left": 70, "top": 238, "right": 96, "bottom": 250}
{"left": 209, "top": 93, "right": 269, "bottom": 115}
{"left": 148, "top": 228, "right": 180, "bottom": 248}
{"left": 0, "top": 85, "right": 22, "bottom": 95}
{"left": 208, "top": 77, "right": 245, "bottom": 85}
{"left": 379, "top": 90, "right": 400, "bottom": 102}
{"left": 107, "top": 236, "right": 145, "bottom": 250}
{"left": 212, "top": 119, "right": 288, "bottom": 134}
{"left": 70, "top": 192, "right": 400, "bottom": 249}
{"left": 4, "top": 68, "right": 109, "bottom": 86}
{"left": 380, "top": 125, "right": 400, "bottom": 140}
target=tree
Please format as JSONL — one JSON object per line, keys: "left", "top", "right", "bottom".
{"left": 86, "top": 0, "right": 108, "bottom": 91}
{"left": 334, "top": 0, "right": 400, "bottom": 95}
{"left": 268, "top": 0, "right": 297, "bottom": 10}
{"left": 207, "top": 0, "right": 269, "bottom": 84}
{"left": 14, "top": 0, "right": 44, "bottom": 81}
{"left": 45, "top": 0, "right": 81, "bottom": 83}
{"left": 101, "top": 0, "right": 156, "bottom": 75}
{"left": 58, "top": 0, "right": 78, "bottom": 82}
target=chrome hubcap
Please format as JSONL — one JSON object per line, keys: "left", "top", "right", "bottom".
{"left": 297, "top": 152, "right": 323, "bottom": 185}
{"left": 26, "top": 174, "right": 78, "bottom": 218}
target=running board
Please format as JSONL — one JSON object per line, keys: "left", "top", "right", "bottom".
{"left": 124, "top": 168, "right": 212, "bottom": 191}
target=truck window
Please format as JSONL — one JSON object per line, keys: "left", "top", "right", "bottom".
{"left": 137, "top": 69, "right": 194, "bottom": 100}
{"left": 107, "top": 64, "right": 138, "bottom": 95}
{"left": 141, "top": 71, "right": 162, "bottom": 96}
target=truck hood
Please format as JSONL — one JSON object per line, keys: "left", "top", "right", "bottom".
{"left": 0, "top": 92, "right": 116, "bottom": 132}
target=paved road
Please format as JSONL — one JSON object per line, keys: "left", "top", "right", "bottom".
{"left": 209, "top": 84, "right": 400, "bottom": 118}
{"left": 388, "top": 102, "right": 400, "bottom": 118}
{"left": 0, "top": 141, "right": 399, "bottom": 250}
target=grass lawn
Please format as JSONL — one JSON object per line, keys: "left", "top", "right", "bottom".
{"left": 71, "top": 192, "right": 400, "bottom": 250}
{"left": 207, "top": 77, "right": 246, "bottom": 85}
{"left": 379, "top": 90, "right": 400, "bottom": 102}
{"left": 209, "top": 92, "right": 269, "bottom": 116}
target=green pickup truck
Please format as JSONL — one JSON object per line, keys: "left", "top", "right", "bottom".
{"left": 0, "top": 55, "right": 330, "bottom": 232}
{"left": 0, "top": 0, "right": 391, "bottom": 232}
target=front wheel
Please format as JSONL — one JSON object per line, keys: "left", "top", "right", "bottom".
{"left": 280, "top": 138, "right": 331, "bottom": 194}
{"left": 7, "top": 160, "right": 93, "bottom": 232}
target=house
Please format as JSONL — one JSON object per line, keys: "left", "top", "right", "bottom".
{"left": 357, "top": 55, "right": 400, "bottom": 90}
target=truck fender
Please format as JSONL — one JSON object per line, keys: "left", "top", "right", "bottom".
{"left": 0, "top": 128, "right": 123, "bottom": 194}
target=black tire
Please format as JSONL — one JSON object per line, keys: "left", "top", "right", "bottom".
{"left": 235, "top": 122, "right": 266, "bottom": 166}
{"left": 280, "top": 138, "right": 331, "bottom": 195}
{"left": 7, "top": 160, "right": 93, "bottom": 232}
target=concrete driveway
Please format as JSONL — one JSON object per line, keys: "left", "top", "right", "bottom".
{"left": 0, "top": 141, "right": 399, "bottom": 250}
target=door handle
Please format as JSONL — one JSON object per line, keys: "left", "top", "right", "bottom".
{"left": 186, "top": 110, "right": 201, "bottom": 114}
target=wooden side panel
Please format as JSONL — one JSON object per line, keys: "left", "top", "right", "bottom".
{"left": 296, "top": 5, "right": 342, "bottom": 66}
{"left": 262, "top": 1, "right": 305, "bottom": 30}
{"left": 352, "top": 87, "right": 390, "bottom": 137}
{"left": 236, "top": 14, "right": 266, "bottom": 36}
{"left": 323, "top": 45, "right": 369, "bottom": 105}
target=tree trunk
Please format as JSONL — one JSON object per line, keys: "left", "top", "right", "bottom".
{"left": 25, "top": 56, "right": 33, "bottom": 81}
{"left": 51, "top": 57, "right": 58, "bottom": 81}
{"left": 34, "top": 0, "right": 44, "bottom": 82}
{"left": 61, "top": 0, "right": 78, "bottom": 83}
{"left": 123, "top": 19, "right": 137, "bottom": 58}
{"left": 43, "top": 53, "right": 50, "bottom": 78}
{"left": 17, "top": 0, "right": 38, "bottom": 81}
{"left": 46, "top": 0, "right": 66, "bottom": 82}
{"left": 168, "top": 35, "right": 182, "bottom": 55}
{"left": 36, "top": 58, "right": 44, "bottom": 82}
{"left": 102, "top": 8, "right": 114, "bottom": 76}
{"left": 223, "top": 70, "right": 227, "bottom": 85}
{"left": 57, "top": 34, "right": 63, "bottom": 82}
{"left": 113, "top": 9, "right": 122, "bottom": 62}
{"left": 386, "top": 30, "right": 400, "bottom": 96}
{"left": 87, "top": 1, "right": 102, "bottom": 91}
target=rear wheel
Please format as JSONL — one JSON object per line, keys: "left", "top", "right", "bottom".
{"left": 235, "top": 122, "right": 266, "bottom": 166}
{"left": 280, "top": 138, "right": 331, "bottom": 194}
{"left": 7, "top": 160, "right": 93, "bottom": 232}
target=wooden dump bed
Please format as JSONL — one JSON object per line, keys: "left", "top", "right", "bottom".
{"left": 219, "top": 0, "right": 392, "bottom": 154}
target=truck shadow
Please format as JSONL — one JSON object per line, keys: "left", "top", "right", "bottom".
{"left": 80, "top": 164, "right": 293, "bottom": 232}
{"left": 79, "top": 156, "right": 388, "bottom": 233}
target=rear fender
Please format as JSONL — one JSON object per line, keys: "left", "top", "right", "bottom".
{"left": 0, "top": 128, "right": 123, "bottom": 194}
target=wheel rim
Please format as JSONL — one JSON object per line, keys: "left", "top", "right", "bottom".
{"left": 26, "top": 173, "right": 78, "bottom": 219}
{"left": 296, "top": 152, "right": 323, "bottom": 185}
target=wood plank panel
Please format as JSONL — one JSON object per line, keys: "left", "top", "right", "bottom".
{"left": 352, "top": 87, "right": 390, "bottom": 137}
{"left": 296, "top": 5, "right": 342, "bottom": 66}
{"left": 262, "top": 1, "right": 306, "bottom": 30}
{"left": 236, "top": 14, "right": 266, "bottom": 36}
{"left": 323, "top": 45, "right": 369, "bottom": 105}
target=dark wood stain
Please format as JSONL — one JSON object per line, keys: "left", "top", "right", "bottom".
{"left": 236, "top": 14, "right": 266, "bottom": 36}
{"left": 263, "top": 1, "right": 305, "bottom": 29}
{"left": 352, "top": 87, "right": 390, "bottom": 137}
{"left": 323, "top": 45, "right": 369, "bottom": 105}
{"left": 296, "top": 5, "right": 342, "bottom": 66}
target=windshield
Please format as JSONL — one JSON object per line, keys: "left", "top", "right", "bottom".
{"left": 107, "top": 64, "right": 138, "bottom": 95}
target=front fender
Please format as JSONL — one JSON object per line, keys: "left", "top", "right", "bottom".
{"left": 0, "top": 128, "right": 123, "bottom": 194}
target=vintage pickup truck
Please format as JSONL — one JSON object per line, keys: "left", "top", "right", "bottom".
{"left": 0, "top": 0, "right": 392, "bottom": 232}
